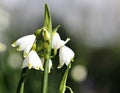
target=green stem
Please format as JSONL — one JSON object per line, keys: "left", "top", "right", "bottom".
{"left": 42, "top": 30, "right": 52, "bottom": 93}
{"left": 42, "top": 58, "right": 49, "bottom": 93}
{"left": 16, "top": 68, "right": 27, "bottom": 93}
{"left": 42, "top": 3, "right": 52, "bottom": 93}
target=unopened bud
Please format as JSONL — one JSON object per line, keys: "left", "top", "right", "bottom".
{"left": 43, "top": 30, "right": 50, "bottom": 40}
{"left": 34, "top": 29, "right": 42, "bottom": 36}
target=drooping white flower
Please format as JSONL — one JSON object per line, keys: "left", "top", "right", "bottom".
{"left": 52, "top": 32, "right": 70, "bottom": 49}
{"left": 22, "top": 50, "right": 43, "bottom": 70}
{"left": 58, "top": 45, "right": 75, "bottom": 68}
{"left": 41, "top": 57, "right": 52, "bottom": 73}
{"left": 11, "top": 34, "right": 36, "bottom": 57}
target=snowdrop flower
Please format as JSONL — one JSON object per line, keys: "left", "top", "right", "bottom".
{"left": 41, "top": 58, "right": 52, "bottom": 73}
{"left": 22, "top": 50, "right": 43, "bottom": 70}
{"left": 0, "top": 42, "right": 7, "bottom": 53}
{"left": 52, "top": 32, "right": 70, "bottom": 49}
{"left": 11, "top": 34, "right": 36, "bottom": 57}
{"left": 58, "top": 46, "right": 75, "bottom": 68}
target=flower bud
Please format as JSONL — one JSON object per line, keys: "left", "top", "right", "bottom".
{"left": 42, "top": 30, "right": 50, "bottom": 40}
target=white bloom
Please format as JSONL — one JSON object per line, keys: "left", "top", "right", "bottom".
{"left": 58, "top": 46, "right": 75, "bottom": 68}
{"left": 52, "top": 32, "right": 70, "bottom": 49}
{"left": 0, "top": 42, "right": 7, "bottom": 53}
{"left": 41, "top": 58, "right": 52, "bottom": 73}
{"left": 11, "top": 34, "right": 36, "bottom": 57}
{"left": 22, "top": 50, "right": 43, "bottom": 70}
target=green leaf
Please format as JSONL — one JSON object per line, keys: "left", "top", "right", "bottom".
{"left": 59, "top": 64, "right": 73, "bottom": 93}
{"left": 44, "top": 3, "right": 52, "bottom": 31}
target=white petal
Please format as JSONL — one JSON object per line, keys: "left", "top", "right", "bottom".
{"left": 52, "top": 32, "right": 61, "bottom": 49}
{"left": 22, "top": 55, "right": 29, "bottom": 68}
{"left": 41, "top": 57, "right": 44, "bottom": 64}
{"left": 12, "top": 34, "right": 36, "bottom": 57}
{"left": 52, "top": 32, "right": 70, "bottom": 49}
{"left": 58, "top": 46, "right": 75, "bottom": 68}
{"left": 22, "top": 50, "right": 43, "bottom": 70}
{"left": 58, "top": 38, "right": 70, "bottom": 48}
{"left": 48, "top": 59, "right": 52, "bottom": 73}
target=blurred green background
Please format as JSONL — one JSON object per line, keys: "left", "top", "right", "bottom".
{"left": 0, "top": 0, "right": 120, "bottom": 93}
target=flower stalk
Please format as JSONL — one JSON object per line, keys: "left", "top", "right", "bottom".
{"left": 16, "top": 68, "right": 27, "bottom": 93}
{"left": 42, "top": 3, "right": 52, "bottom": 93}
{"left": 42, "top": 58, "right": 49, "bottom": 93}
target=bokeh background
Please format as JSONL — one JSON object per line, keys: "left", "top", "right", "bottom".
{"left": 0, "top": 0, "right": 120, "bottom": 93}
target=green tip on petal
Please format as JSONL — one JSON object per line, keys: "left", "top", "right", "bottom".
{"left": 28, "top": 63, "right": 32, "bottom": 69}
{"left": 35, "top": 66, "right": 40, "bottom": 70}
{"left": 57, "top": 63, "right": 62, "bottom": 69}
{"left": 57, "top": 66, "right": 61, "bottom": 69}
{"left": 71, "top": 58, "right": 74, "bottom": 62}
{"left": 16, "top": 46, "right": 21, "bottom": 51}
{"left": 68, "top": 63, "right": 71, "bottom": 68}
{"left": 11, "top": 42, "right": 16, "bottom": 47}
{"left": 24, "top": 52, "right": 28, "bottom": 57}
{"left": 41, "top": 66, "right": 44, "bottom": 71}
